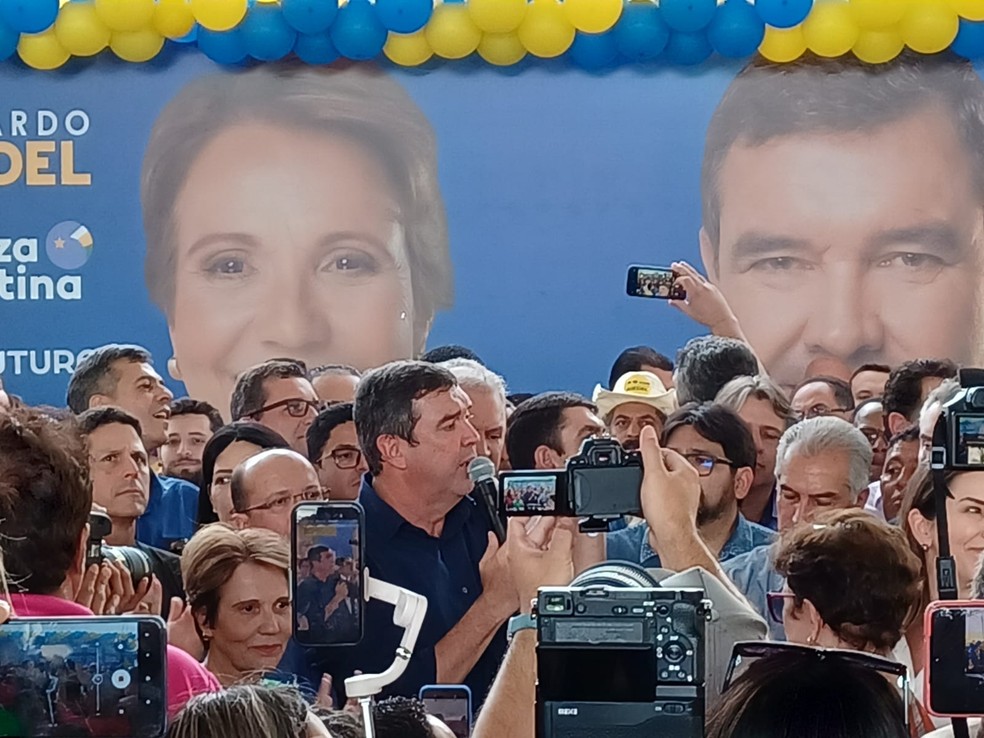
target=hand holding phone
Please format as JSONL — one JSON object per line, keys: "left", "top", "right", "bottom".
{"left": 626, "top": 265, "right": 686, "bottom": 300}
{"left": 292, "top": 502, "right": 365, "bottom": 647}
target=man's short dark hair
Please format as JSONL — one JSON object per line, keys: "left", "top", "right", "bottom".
{"left": 675, "top": 336, "right": 758, "bottom": 405}
{"left": 0, "top": 407, "right": 91, "bottom": 594}
{"left": 702, "top": 52, "right": 984, "bottom": 256}
{"left": 354, "top": 361, "right": 457, "bottom": 477}
{"left": 373, "top": 696, "right": 434, "bottom": 738}
{"left": 169, "top": 398, "right": 224, "bottom": 433}
{"left": 609, "top": 346, "right": 674, "bottom": 389}
{"left": 309, "top": 364, "right": 361, "bottom": 380}
{"left": 230, "top": 359, "right": 308, "bottom": 421}
{"left": 76, "top": 406, "right": 143, "bottom": 438}
{"left": 794, "top": 375, "right": 855, "bottom": 412}
{"left": 883, "top": 358, "right": 958, "bottom": 423}
{"left": 307, "top": 402, "right": 355, "bottom": 463}
{"left": 305, "top": 545, "right": 334, "bottom": 564}
{"left": 505, "top": 392, "right": 597, "bottom": 471}
{"left": 662, "top": 403, "right": 757, "bottom": 471}
{"left": 66, "top": 344, "right": 152, "bottom": 414}
{"left": 420, "top": 344, "right": 484, "bottom": 365}
{"left": 851, "top": 363, "right": 892, "bottom": 381}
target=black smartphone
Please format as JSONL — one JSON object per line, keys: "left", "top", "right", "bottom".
{"left": 419, "top": 684, "right": 473, "bottom": 738}
{"left": 292, "top": 502, "right": 365, "bottom": 647}
{"left": 0, "top": 616, "right": 166, "bottom": 738}
{"left": 626, "top": 265, "right": 685, "bottom": 300}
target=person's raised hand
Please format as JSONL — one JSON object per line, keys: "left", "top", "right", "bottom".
{"left": 75, "top": 563, "right": 121, "bottom": 615}
{"left": 167, "top": 597, "right": 204, "bottom": 660}
{"left": 479, "top": 532, "right": 520, "bottom": 618}
{"left": 668, "top": 261, "right": 742, "bottom": 337}
{"left": 505, "top": 517, "right": 575, "bottom": 614}
{"left": 638, "top": 425, "right": 701, "bottom": 546}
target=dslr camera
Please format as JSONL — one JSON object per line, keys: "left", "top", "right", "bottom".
{"left": 499, "top": 438, "right": 642, "bottom": 530}
{"left": 534, "top": 562, "right": 708, "bottom": 738}
{"left": 938, "top": 368, "right": 984, "bottom": 470}
{"left": 87, "top": 511, "right": 153, "bottom": 586}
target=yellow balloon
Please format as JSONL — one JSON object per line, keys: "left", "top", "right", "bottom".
{"left": 468, "top": 0, "right": 527, "bottom": 33}
{"left": 803, "top": 1, "right": 858, "bottom": 58}
{"left": 154, "top": 0, "right": 195, "bottom": 39}
{"left": 425, "top": 3, "right": 482, "bottom": 59}
{"left": 900, "top": 0, "right": 958, "bottom": 53}
{"left": 191, "top": 0, "right": 247, "bottom": 32}
{"left": 110, "top": 27, "right": 164, "bottom": 62}
{"left": 949, "top": 0, "right": 984, "bottom": 21}
{"left": 518, "top": 0, "right": 575, "bottom": 58}
{"left": 94, "top": 0, "right": 155, "bottom": 32}
{"left": 384, "top": 31, "right": 433, "bottom": 66}
{"left": 849, "top": 0, "right": 909, "bottom": 28}
{"left": 478, "top": 31, "right": 527, "bottom": 65}
{"left": 852, "top": 27, "right": 903, "bottom": 63}
{"left": 758, "top": 25, "right": 806, "bottom": 63}
{"left": 18, "top": 30, "right": 70, "bottom": 70}
{"left": 55, "top": 1, "right": 110, "bottom": 57}
{"left": 563, "top": 0, "right": 622, "bottom": 34}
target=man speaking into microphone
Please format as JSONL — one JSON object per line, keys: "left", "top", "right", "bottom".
{"left": 336, "top": 361, "right": 517, "bottom": 702}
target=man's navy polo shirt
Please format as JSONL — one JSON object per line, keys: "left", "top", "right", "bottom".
{"left": 136, "top": 473, "right": 199, "bottom": 551}
{"left": 333, "top": 475, "right": 507, "bottom": 702}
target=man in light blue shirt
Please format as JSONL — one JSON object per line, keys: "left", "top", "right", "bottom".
{"left": 608, "top": 403, "right": 776, "bottom": 569}
{"left": 721, "top": 416, "right": 873, "bottom": 639}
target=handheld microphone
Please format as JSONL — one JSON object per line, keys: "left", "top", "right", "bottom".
{"left": 468, "top": 456, "right": 506, "bottom": 544}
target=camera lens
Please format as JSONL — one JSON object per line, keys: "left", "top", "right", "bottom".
{"left": 103, "top": 545, "right": 153, "bottom": 586}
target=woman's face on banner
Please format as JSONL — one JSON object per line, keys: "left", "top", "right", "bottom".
{"left": 168, "top": 122, "right": 417, "bottom": 415}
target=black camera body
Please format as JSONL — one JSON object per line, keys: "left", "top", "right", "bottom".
{"left": 939, "top": 370, "right": 984, "bottom": 470}
{"left": 535, "top": 582, "right": 707, "bottom": 738}
{"left": 500, "top": 438, "right": 642, "bottom": 527}
{"left": 87, "top": 511, "right": 153, "bottom": 586}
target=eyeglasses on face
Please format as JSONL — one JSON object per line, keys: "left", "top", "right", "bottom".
{"left": 239, "top": 489, "right": 323, "bottom": 514}
{"left": 795, "top": 404, "right": 852, "bottom": 421}
{"left": 319, "top": 446, "right": 363, "bottom": 470}
{"left": 766, "top": 591, "right": 797, "bottom": 624}
{"left": 858, "top": 427, "right": 886, "bottom": 447}
{"left": 252, "top": 398, "right": 321, "bottom": 419}
{"left": 678, "top": 452, "right": 734, "bottom": 477}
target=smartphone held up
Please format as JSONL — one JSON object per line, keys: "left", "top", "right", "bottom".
{"left": 626, "top": 265, "right": 686, "bottom": 301}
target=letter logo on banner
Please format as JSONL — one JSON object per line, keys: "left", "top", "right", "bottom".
{"left": 0, "top": 220, "right": 90, "bottom": 301}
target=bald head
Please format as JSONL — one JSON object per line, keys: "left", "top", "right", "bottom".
{"left": 230, "top": 448, "right": 322, "bottom": 537}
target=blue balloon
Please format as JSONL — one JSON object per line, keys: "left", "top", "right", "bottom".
{"left": 755, "top": 0, "right": 813, "bottom": 29}
{"left": 953, "top": 19, "right": 984, "bottom": 59}
{"left": 282, "top": 0, "right": 337, "bottom": 35}
{"left": 294, "top": 31, "right": 339, "bottom": 64}
{"left": 708, "top": 0, "right": 764, "bottom": 58}
{"left": 664, "top": 30, "right": 712, "bottom": 65}
{"left": 0, "top": 0, "right": 57, "bottom": 34}
{"left": 0, "top": 17, "right": 17, "bottom": 60}
{"left": 330, "top": 0, "right": 386, "bottom": 61}
{"left": 198, "top": 28, "right": 248, "bottom": 65}
{"left": 569, "top": 31, "right": 619, "bottom": 71}
{"left": 374, "top": 0, "right": 432, "bottom": 34}
{"left": 661, "top": 0, "right": 717, "bottom": 34}
{"left": 242, "top": 4, "right": 297, "bottom": 61}
{"left": 613, "top": 3, "right": 670, "bottom": 62}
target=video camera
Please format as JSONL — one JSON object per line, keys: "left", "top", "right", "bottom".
{"left": 87, "top": 511, "right": 153, "bottom": 586}
{"left": 534, "top": 562, "right": 708, "bottom": 738}
{"left": 938, "top": 369, "right": 984, "bottom": 470}
{"left": 499, "top": 438, "right": 642, "bottom": 531}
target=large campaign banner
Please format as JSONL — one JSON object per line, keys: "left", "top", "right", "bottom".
{"left": 2, "top": 52, "right": 983, "bottom": 413}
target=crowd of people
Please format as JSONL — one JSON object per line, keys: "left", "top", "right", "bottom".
{"left": 0, "top": 267, "right": 982, "bottom": 738}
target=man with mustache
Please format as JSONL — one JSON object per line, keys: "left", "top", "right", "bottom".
{"left": 593, "top": 370, "right": 677, "bottom": 450}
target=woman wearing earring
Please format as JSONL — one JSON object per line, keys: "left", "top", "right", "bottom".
{"left": 181, "top": 524, "right": 293, "bottom": 688}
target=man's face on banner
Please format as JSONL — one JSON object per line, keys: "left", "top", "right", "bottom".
{"left": 701, "top": 106, "right": 984, "bottom": 392}
{"left": 167, "top": 122, "right": 417, "bottom": 415}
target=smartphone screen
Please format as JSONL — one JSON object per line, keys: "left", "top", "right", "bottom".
{"left": 500, "top": 473, "right": 561, "bottom": 516}
{"left": 626, "top": 265, "right": 685, "bottom": 300}
{"left": 292, "top": 502, "right": 365, "bottom": 647}
{"left": 419, "top": 685, "right": 472, "bottom": 738}
{"left": 0, "top": 616, "right": 166, "bottom": 738}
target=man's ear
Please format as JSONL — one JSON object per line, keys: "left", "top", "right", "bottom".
{"left": 88, "top": 394, "right": 112, "bottom": 410}
{"left": 230, "top": 512, "right": 249, "bottom": 531}
{"left": 376, "top": 434, "right": 409, "bottom": 472}
{"left": 533, "top": 445, "right": 562, "bottom": 471}
{"left": 887, "top": 412, "right": 910, "bottom": 437}
{"left": 699, "top": 227, "right": 719, "bottom": 282}
{"left": 733, "top": 467, "right": 755, "bottom": 502}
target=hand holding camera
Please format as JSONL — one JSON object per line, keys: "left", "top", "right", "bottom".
{"left": 638, "top": 425, "right": 702, "bottom": 548}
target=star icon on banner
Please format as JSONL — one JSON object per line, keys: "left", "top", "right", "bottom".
{"left": 54, "top": 237, "right": 65, "bottom": 249}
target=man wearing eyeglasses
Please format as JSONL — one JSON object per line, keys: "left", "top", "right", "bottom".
{"left": 607, "top": 403, "right": 775, "bottom": 569}
{"left": 306, "top": 402, "right": 368, "bottom": 501}
{"left": 230, "top": 359, "right": 321, "bottom": 455}
{"left": 229, "top": 448, "right": 324, "bottom": 537}
{"left": 790, "top": 376, "right": 855, "bottom": 423}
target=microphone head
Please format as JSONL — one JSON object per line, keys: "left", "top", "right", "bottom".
{"left": 468, "top": 456, "right": 496, "bottom": 483}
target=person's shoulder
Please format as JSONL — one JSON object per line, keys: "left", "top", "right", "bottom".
{"left": 744, "top": 519, "right": 778, "bottom": 547}
{"left": 722, "top": 541, "right": 774, "bottom": 576}
{"left": 157, "top": 474, "right": 200, "bottom": 496}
